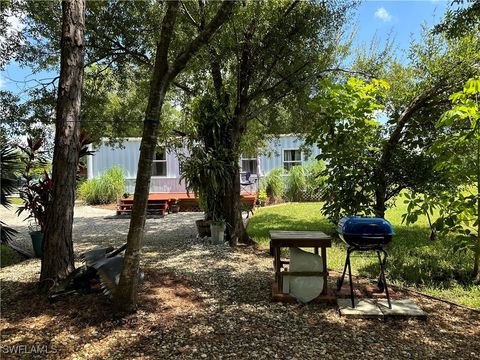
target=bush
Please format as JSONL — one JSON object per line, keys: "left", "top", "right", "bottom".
{"left": 304, "top": 160, "right": 326, "bottom": 198}
{"left": 79, "top": 166, "right": 125, "bottom": 205}
{"left": 284, "top": 165, "right": 306, "bottom": 201}
{"left": 261, "top": 168, "right": 284, "bottom": 202}
{"left": 257, "top": 189, "right": 268, "bottom": 206}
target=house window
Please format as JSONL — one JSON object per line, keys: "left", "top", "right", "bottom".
{"left": 283, "top": 149, "right": 302, "bottom": 171}
{"left": 152, "top": 150, "right": 167, "bottom": 176}
{"left": 241, "top": 154, "right": 257, "bottom": 175}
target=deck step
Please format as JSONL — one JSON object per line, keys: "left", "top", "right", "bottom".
{"left": 116, "top": 194, "right": 257, "bottom": 215}
{"left": 116, "top": 198, "right": 168, "bottom": 216}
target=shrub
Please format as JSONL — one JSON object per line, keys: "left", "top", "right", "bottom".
{"left": 304, "top": 160, "right": 326, "bottom": 198}
{"left": 284, "top": 165, "right": 307, "bottom": 201}
{"left": 257, "top": 189, "right": 268, "bottom": 205}
{"left": 261, "top": 168, "right": 284, "bottom": 202}
{"left": 79, "top": 166, "right": 125, "bottom": 205}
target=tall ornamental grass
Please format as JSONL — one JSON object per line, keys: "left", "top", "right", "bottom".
{"left": 284, "top": 165, "right": 306, "bottom": 201}
{"left": 79, "top": 166, "right": 125, "bottom": 205}
{"left": 261, "top": 168, "right": 284, "bottom": 201}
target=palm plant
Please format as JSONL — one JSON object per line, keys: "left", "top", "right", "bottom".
{"left": 1, "top": 143, "right": 21, "bottom": 243}
{"left": 179, "top": 146, "right": 233, "bottom": 222}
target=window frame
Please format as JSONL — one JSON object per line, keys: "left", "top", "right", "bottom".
{"left": 240, "top": 154, "right": 258, "bottom": 175}
{"left": 151, "top": 149, "right": 168, "bottom": 177}
{"left": 282, "top": 148, "right": 302, "bottom": 171}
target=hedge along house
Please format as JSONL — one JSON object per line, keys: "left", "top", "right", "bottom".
{"left": 86, "top": 135, "right": 321, "bottom": 195}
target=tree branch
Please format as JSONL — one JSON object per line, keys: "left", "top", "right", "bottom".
{"left": 181, "top": 0, "right": 200, "bottom": 29}
{"left": 172, "top": 81, "right": 196, "bottom": 95}
{"left": 249, "top": 60, "right": 311, "bottom": 101}
{"left": 209, "top": 46, "right": 224, "bottom": 103}
{"left": 169, "top": 1, "right": 236, "bottom": 80}
{"left": 98, "top": 34, "right": 152, "bottom": 67}
{"left": 315, "top": 67, "right": 375, "bottom": 79}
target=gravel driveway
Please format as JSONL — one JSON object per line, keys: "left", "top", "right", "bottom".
{"left": 1, "top": 205, "right": 479, "bottom": 359}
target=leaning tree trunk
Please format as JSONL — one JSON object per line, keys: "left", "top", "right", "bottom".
{"left": 40, "top": 0, "right": 85, "bottom": 288}
{"left": 113, "top": 2, "right": 179, "bottom": 314}
{"left": 373, "top": 90, "right": 436, "bottom": 219}
{"left": 113, "top": 0, "right": 236, "bottom": 314}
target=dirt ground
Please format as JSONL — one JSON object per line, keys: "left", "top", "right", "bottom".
{"left": 1, "top": 205, "right": 479, "bottom": 359}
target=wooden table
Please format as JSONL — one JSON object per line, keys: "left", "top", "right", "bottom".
{"left": 269, "top": 230, "right": 334, "bottom": 303}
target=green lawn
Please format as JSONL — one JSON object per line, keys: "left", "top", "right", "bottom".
{"left": 0, "top": 244, "right": 23, "bottom": 268}
{"left": 247, "top": 202, "right": 480, "bottom": 308}
{"left": 6, "top": 197, "right": 23, "bottom": 205}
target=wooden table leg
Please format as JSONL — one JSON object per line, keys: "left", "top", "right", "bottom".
{"left": 273, "top": 245, "right": 282, "bottom": 290}
{"left": 321, "top": 247, "right": 327, "bottom": 295}
{"left": 314, "top": 247, "right": 319, "bottom": 255}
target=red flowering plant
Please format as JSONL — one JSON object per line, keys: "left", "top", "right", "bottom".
{"left": 16, "top": 137, "right": 51, "bottom": 233}
{"left": 16, "top": 133, "right": 93, "bottom": 232}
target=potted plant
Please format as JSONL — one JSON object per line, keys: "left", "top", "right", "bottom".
{"left": 170, "top": 198, "right": 180, "bottom": 213}
{"left": 179, "top": 97, "right": 235, "bottom": 241}
{"left": 16, "top": 138, "right": 51, "bottom": 257}
{"left": 210, "top": 218, "right": 226, "bottom": 244}
{"left": 194, "top": 195, "right": 211, "bottom": 237}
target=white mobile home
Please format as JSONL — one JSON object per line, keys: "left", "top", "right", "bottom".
{"left": 87, "top": 135, "right": 321, "bottom": 194}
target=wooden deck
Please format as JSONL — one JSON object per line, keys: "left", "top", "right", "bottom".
{"left": 116, "top": 192, "right": 258, "bottom": 215}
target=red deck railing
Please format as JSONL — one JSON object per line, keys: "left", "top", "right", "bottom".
{"left": 116, "top": 192, "right": 257, "bottom": 215}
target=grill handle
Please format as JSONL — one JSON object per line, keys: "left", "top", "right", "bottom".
{"left": 364, "top": 223, "right": 388, "bottom": 236}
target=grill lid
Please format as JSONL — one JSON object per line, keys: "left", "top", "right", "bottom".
{"left": 337, "top": 216, "right": 395, "bottom": 236}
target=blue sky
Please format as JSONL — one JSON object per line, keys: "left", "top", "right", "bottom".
{"left": 0, "top": 0, "right": 452, "bottom": 98}
{"left": 353, "top": 0, "right": 450, "bottom": 58}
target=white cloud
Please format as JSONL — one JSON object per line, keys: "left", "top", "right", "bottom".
{"left": 0, "top": 12, "right": 25, "bottom": 42}
{"left": 7, "top": 14, "right": 25, "bottom": 33}
{"left": 374, "top": 7, "right": 392, "bottom": 22}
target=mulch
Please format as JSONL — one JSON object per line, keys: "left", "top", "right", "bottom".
{"left": 1, "top": 264, "right": 479, "bottom": 360}
{"left": 1, "top": 205, "right": 479, "bottom": 359}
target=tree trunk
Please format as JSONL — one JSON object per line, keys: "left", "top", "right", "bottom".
{"left": 40, "top": 0, "right": 85, "bottom": 288}
{"left": 373, "top": 90, "right": 436, "bottom": 218}
{"left": 474, "top": 238, "right": 480, "bottom": 280}
{"left": 374, "top": 170, "right": 387, "bottom": 218}
{"left": 474, "top": 132, "right": 480, "bottom": 279}
{"left": 113, "top": 1, "right": 180, "bottom": 314}
{"left": 113, "top": 0, "right": 236, "bottom": 314}
{"left": 223, "top": 162, "right": 251, "bottom": 246}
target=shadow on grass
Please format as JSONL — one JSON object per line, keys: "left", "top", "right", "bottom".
{"left": 247, "top": 212, "right": 336, "bottom": 246}
{"left": 356, "top": 224, "right": 475, "bottom": 289}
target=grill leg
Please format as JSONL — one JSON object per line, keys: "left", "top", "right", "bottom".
{"left": 337, "top": 250, "right": 350, "bottom": 291}
{"left": 338, "top": 248, "right": 356, "bottom": 308}
{"left": 347, "top": 250, "right": 355, "bottom": 308}
{"left": 377, "top": 250, "right": 391, "bottom": 309}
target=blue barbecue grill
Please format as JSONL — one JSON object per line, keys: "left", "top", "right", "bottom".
{"left": 337, "top": 216, "right": 395, "bottom": 308}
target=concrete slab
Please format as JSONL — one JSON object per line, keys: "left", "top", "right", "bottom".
{"left": 337, "top": 298, "right": 384, "bottom": 319}
{"left": 377, "top": 299, "right": 427, "bottom": 320}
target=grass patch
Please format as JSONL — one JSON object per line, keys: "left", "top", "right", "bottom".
{"left": 0, "top": 244, "right": 23, "bottom": 268}
{"left": 6, "top": 197, "right": 23, "bottom": 205}
{"left": 247, "top": 202, "right": 480, "bottom": 308}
